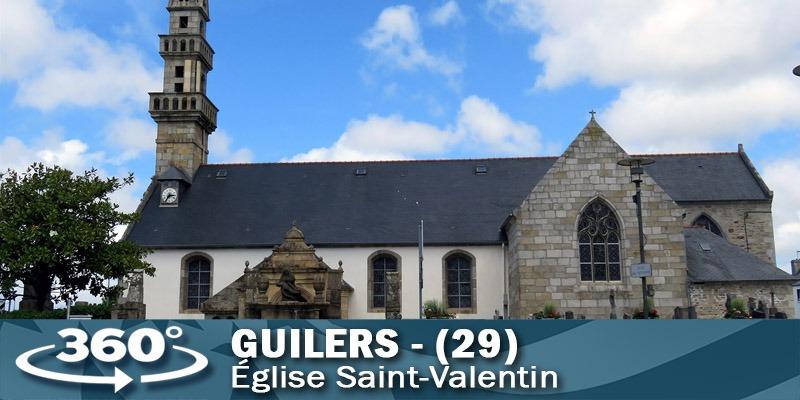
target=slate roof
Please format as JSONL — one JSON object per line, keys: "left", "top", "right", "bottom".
{"left": 641, "top": 153, "right": 770, "bottom": 202}
{"left": 684, "top": 228, "right": 796, "bottom": 283}
{"left": 126, "top": 152, "right": 771, "bottom": 249}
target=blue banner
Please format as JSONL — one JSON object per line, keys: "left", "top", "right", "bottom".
{"left": 0, "top": 320, "right": 798, "bottom": 399}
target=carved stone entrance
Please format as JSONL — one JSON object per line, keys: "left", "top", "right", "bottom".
{"left": 201, "top": 224, "right": 353, "bottom": 319}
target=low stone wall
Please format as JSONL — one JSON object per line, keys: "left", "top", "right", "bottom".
{"left": 689, "top": 281, "right": 795, "bottom": 319}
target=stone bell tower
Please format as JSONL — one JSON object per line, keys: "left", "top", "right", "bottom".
{"left": 149, "top": 0, "right": 217, "bottom": 179}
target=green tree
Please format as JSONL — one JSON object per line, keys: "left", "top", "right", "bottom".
{"left": 0, "top": 163, "right": 153, "bottom": 311}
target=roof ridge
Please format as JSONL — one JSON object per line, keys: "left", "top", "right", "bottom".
{"left": 631, "top": 152, "right": 739, "bottom": 157}
{"left": 205, "top": 153, "right": 745, "bottom": 168}
{"left": 204, "top": 156, "right": 560, "bottom": 167}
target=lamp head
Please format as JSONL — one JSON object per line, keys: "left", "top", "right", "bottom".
{"left": 617, "top": 157, "right": 655, "bottom": 183}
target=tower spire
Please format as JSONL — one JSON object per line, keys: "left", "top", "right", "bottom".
{"left": 150, "top": 0, "right": 217, "bottom": 179}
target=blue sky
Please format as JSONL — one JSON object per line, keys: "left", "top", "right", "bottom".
{"left": 1, "top": 0, "right": 799, "bottom": 270}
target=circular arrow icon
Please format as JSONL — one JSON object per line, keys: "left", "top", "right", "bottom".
{"left": 16, "top": 328, "right": 209, "bottom": 393}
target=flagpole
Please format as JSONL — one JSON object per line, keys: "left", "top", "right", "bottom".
{"left": 418, "top": 219, "right": 424, "bottom": 319}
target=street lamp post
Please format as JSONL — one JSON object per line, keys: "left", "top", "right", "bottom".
{"left": 617, "top": 157, "right": 655, "bottom": 319}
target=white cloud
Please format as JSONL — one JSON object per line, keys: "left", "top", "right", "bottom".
{"left": 430, "top": 1, "right": 463, "bottom": 26}
{"left": 289, "top": 115, "right": 455, "bottom": 162}
{"left": 762, "top": 159, "right": 800, "bottom": 272}
{"left": 488, "top": 0, "right": 800, "bottom": 151}
{"left": 209, "top": 131, "right": 254, "bottom": 164}
{"left": 0, "top": 0, "right": 160, "bottom": 111}
{"left": 105, "top": 117, "right": 156, "bottom": 163}
{"left": 362, "top": 5, "right": 461, "bottom": 76}
{"left": 0, "top": 130, "right": 105, "bottom": 173}
{"left": 288, "top": 95, "right": 540, "bottom": 161}
{"left": 457, "top": 95, "right": 540, "bottom": 154}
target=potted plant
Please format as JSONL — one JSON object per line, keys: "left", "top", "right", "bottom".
{"left": 633, "top": 298, "right": 659, "bottom": 319}
{"left": 535, "top": 302, "right": 561, "bottom": 319}
{"left": 423, "top": 299, "right": 454, "bottom": 319}
{"left": 724, "top": 297, "right": 750, "bottom": 319}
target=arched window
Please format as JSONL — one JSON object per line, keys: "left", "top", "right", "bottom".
{"left": 162, "top": 97, "right": 169, "bottom": 110}
{"left": 693, "top": 215, "right": 722, "bottom": 237}
{"left": 153, "top": 98, "right": 160, "bottom": 110}
{"left": 172, "top": 39, "right": 177, "bottom": 51}
{"left": 163, "top": 40, "right": 169, "bottom": 51}
{"left": 368, "top": 252, "right": 399, "bottom": 311}
{"left": 190, "top": 97, "right": 197, "bottom": 109}
{"left": 181, "top": 254, "right": 212, "bottom": 312}
{"left": 578, "top": 199, "right": 622, "bottom": 282}
{"left": 181, "top": 97, "right": 188, "bottom": 109}
{"left": 444, "top": 251, "right": 476, "bottom": 312}
{"left": 189, "top": 39, "right": 195, "bottom": 51}
{"left": 172, "top": 98, "right": 179, "bottom": 110}
{"left": 180, "top": 40, "right": 186, "bottom": 51}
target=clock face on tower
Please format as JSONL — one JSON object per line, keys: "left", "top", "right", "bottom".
{"left": 161, "top": 187, "right": 178, "bottom": 205}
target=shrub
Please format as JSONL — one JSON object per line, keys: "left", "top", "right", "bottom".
{"left": 423, "top": 299, "right": 454, "bottom": 319}
{"left": 543, "top": 302, "right": 561, "bottom": 319}
{"left": 724, "top": 297, "right": 749, "bottom": 319}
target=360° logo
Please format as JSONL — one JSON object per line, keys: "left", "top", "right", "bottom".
{"left": 15, "top": 326, "right": 208, "bottom": 392}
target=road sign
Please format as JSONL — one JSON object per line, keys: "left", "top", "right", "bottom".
{"left": 630, "top": 263, "right": 652, "bottom": 278}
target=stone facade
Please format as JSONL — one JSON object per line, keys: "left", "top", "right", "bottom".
{"left": 689, "top": 282, "right": 795, "bottom": 319}
{"left": 155, "top": 122, "right": 208, "bottom": 178}
{"left": 507, "top": 119, "right": 689, "bottom": 319}
{"left": 682, "top": 201, "right": 776, "bottom": 265}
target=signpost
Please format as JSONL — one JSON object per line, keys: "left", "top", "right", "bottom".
{"left": 630, "top": 263, "right": 652, "bottom": 279}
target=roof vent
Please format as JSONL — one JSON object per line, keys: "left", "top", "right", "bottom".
{"left": 699, "top": 242, "right": 712, "bottom": 252}
{"left": 475, "top": 165, "right": 488, "bottom": 175}
{"left": 216, "top": 169, "right": 228, "bottom": 179}
{"left": 354, "top": 168, "right": 367, "bottom": 176}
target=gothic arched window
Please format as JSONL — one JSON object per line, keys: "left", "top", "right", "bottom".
{"left": 578, "top": 199, "right": 622, "bottom": 282}
{"left": 693, "top": 215, "right": 722, "bottom": 237}
{"left": 181, "top": 254, "right": 212, "bottom": 312}
{"left": 368, "top": 252, "right": 399, "bottom": 311}
{"left": 444, "top": 251, "right": 475, "bottom": 312}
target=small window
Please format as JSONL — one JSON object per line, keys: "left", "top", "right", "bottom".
{"left": 184, "top": 256, "right": 211, "bottom": 310}
{"left": 354, "top": 168, "right": 367, "bottom": 176}
{"left": 179, "top": 16, "right": 189, "bottom": 28}
{"left": 369, "top": 253, "right": 398, "bottom": 310}
{"left": 475, "top": 165, "right": 488, "bottom": 174}
{"left": 153, "top": 98, "right": 160, "bottom": 110}
{"left": 180, "top": 40, "right": 186, "bottom": 51}
{"left": 174, "top": 65, "right": 184, "bottom": 78}
{"left": 693, "top": 215, "right": 722, "bottom": 237}
{"left": 163, "top": 40, "right": 169, "bottom": 51}
{"left": 174, "top": 83, "right": 184, "bottom": 93}
{"left": 445, "top": 253, "right": 474, "bottom": 311}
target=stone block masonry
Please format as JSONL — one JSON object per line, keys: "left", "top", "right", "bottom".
{"left": 507, "top": 119, "right": 689, "bottom": 320}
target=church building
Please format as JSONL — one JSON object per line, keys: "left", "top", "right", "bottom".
{"left": 121, "top": 0, "right": 797, "bottom": 320}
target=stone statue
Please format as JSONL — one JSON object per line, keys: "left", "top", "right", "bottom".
{"left": 609, "top": 289, "right": 617, "bottom": 319}
{"left": 277, "top": 269, "right": 306, "bottom": 302}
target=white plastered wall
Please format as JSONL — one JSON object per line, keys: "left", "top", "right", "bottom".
{"left": 143, "top": 245, "right": 506, "bottom": 319}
